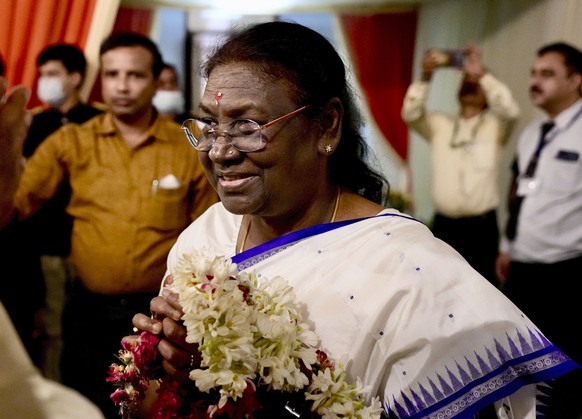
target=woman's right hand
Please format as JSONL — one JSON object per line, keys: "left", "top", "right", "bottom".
{"left": 131, "top": 275, "right": 200, "bottom": 382}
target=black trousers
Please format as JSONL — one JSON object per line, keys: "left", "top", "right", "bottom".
{"left": 0, "top": 218, "right": 46, "bottom": 368}
{"left": 432, "top": 210, "right": 499, "bottom": 285}
{"left": 60, "top": 281, "right": 156, "bottom": 419}
{"left": 504, "top": 256, "right": 582, "bottom": 418}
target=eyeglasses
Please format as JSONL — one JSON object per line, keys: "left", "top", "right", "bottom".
{"left": 181, "top": 105, "right": 309, "bottom": 152}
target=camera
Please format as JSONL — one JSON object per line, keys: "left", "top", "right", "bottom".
{"left": 431, "top": 49, "right": 465, "bottom": 68}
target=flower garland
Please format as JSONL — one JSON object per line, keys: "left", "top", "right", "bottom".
{"left": 108, "top": 248, "right": 383, "bottom": 418}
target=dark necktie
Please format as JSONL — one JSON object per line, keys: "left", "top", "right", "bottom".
{"left": 505, "top": 121, "right": 555, "bottom": 240}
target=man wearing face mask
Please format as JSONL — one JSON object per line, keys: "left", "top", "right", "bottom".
{"left": 25, "top": 44, "right": 103, "bottom": 156}
{"left": 24, "top": 44, "right": 103, "bottom": 254}
{"left": 153, "top": 63, "right": 193, "bottom": 124}
{"left": 19, "top": 43, "right": 102, "bottom": 378}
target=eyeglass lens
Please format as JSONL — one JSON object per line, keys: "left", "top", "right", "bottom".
{"left": 181, "top": 119, "right": 263, "bottom": 152}
{"left": 181, "top": 105, "right": 309, "bottom": 153}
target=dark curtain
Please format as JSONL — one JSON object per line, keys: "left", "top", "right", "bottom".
{"left": 340, "top": 11, "right": 418, "bottom": 162}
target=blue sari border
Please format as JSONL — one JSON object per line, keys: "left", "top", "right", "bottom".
{"left": 386, "top": 344, "right": 579, "bottom": 419}
{"left": 230, "top": 211, "right": 581, "bottom": 418}
{"left": 231, "top": 212, "right": 419, "bottom": 268}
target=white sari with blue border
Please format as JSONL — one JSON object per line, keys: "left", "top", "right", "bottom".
{"left": 164, "top": 202, "right": 579, "bottom": 419}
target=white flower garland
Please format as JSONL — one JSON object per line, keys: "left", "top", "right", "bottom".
{"left": 169, "top": 248, "right": 383, "bottom": 418}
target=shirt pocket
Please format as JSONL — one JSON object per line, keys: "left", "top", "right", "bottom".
{"left": 145, "top": 184, "right": 190, "bottom": 231}
{"left": 544, "top": 150, "right": 582, "bottom": 194}
{"left": 466, "top": 137, "right": 496, "bottom": 170}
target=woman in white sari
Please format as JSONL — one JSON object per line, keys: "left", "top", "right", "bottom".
{"left": 131, "top": 21, "right": 579, "bottom": 418}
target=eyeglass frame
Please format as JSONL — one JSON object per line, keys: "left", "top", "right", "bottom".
{"left": 181, "top": 105, "right": 310, "bottom": 152}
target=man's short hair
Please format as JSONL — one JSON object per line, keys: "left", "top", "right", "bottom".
{"left": 538, "top": 42, "right": 582, "bottom": 76}
{"left": 99, "top": 32, "right": 164, "bottom": 78}
{"left": 36, "top": 43, "right": 87, "bottom": 78}
{"left": 162, "top": 62, "right": 178, "bottom": 75}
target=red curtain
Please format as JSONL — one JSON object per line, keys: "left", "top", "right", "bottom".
{"left": 112, "top": 6, "right": 153, "bottom": 34}
{"left": 87, "top": 6, "right": 153, "bottom": 104}
{"left": 0, "top": 0, "right": 97, "bottom": 108}
{"left": 340, "top": 11, "right": 417, "bottom": 162}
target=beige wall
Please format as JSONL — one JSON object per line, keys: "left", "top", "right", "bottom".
{"left": 406, "top": 0, "right": 582, "bottom": 225}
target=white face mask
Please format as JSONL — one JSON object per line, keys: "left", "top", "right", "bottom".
{"left": 37, "top": 76, "right": 67, "bottom": 107}
{"left": 153, "top": 90, "right": 185, "bottom": 115}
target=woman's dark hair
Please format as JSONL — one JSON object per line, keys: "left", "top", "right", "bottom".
{"left": 202, "top": 21, "right": 389, "bottom": 204}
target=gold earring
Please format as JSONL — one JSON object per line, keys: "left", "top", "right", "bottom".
{"left": 324, "top": 144, "right": 333, "bottom": 153}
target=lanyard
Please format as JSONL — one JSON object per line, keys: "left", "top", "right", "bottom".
{"left": 542, "top": 101, "right": 582, "bottom": 144}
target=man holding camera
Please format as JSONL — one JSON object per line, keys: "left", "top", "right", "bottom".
{"left": 401, "top": 44, "right": 520, "bottom": 287}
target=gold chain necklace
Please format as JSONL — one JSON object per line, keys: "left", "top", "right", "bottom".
{"left": 330, "top": 185, "right": 341, "bottom": 223}
{"left": 238, "top": 186, "right": 341, "bottom": 254}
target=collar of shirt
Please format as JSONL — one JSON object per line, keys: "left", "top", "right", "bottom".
{"left": 95, "top": 111, "right": 177, "bottom": 143}
{"left": 549, "top": 98, "right": 582, "bottom": 134}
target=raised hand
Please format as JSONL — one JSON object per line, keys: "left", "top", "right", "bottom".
{"left": 0, "top": 77, "right": 31, "bottom": 227}
{"left": 463, "top": 43, "right": 486, "bottom": 80}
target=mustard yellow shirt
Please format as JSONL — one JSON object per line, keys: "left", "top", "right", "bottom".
{"left": 15, "top": 113, "right": 218, "bottom": 294}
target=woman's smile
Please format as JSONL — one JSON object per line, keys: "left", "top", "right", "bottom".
{"left": 216, "top": 172, "right": 256, "bottom": 191}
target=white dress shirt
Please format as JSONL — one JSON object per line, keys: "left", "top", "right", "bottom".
{"left": 402, "top": 73, "right": 520, "bottom": 217}
{"left": 506, "top": 99, "right": 582, "bottom": 263}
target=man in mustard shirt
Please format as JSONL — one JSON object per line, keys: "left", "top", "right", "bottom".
{"left": 3, "top": 32, "right": 218, "bottom": 417}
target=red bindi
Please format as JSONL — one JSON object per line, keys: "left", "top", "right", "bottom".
{"left": 213, "top": 92, "right": 223, "bottom": 105}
